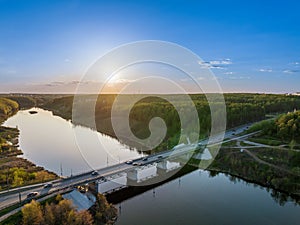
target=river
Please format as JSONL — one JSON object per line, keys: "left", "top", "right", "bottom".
{"left": 3, "top": 108, "right": 142, "bottom": 176}
{"left": 3, "top": 108, "right": 300, "bottom": 224}
{"left": 115, "top": 170, "right": 300, "bottom": 225}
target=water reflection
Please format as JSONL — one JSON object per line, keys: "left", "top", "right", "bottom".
{"left": 114, "top": 169, "right": 300, "bottom": 225}
{"left": 3, "top": 108, "right": 142, "bottom": 176}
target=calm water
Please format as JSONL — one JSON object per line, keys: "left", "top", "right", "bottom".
{"left": 115, "top": 170, "right": 300, "bottom": 225}
{"left": 3, "top": 108, "right": 142, "bottom": 176}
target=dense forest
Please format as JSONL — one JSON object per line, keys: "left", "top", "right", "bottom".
{"left": 250, "top": 110, "right": 300, "bottom": 143}
{"left": 0, "top": 98, "right": 19, "bottom": 123}
{"left": 40, "top": 93, "right": 300, "bottom": 152}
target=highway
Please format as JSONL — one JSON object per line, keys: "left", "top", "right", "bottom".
{"left": 0, "top": 123, "right": 253, "bottom": 211}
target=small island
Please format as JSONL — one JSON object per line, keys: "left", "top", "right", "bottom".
{"left": 28, "top": 110, "right": 38, "bottom": 114}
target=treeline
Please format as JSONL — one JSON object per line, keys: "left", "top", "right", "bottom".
{"left": 209, "top": 146, "right": 300, "bottom": 202}
{"left": 19, "top": 193, "right": 117, "bottom": 225}
{"left": 0, "top": 167, "right": 57, "bottom": 190}
{"left": 39, "top": 93, "right": 300, "bottom": 151}
{"left": 22, "top": 199, "right": 93, "bottom": 225}
{"left": 0, "top": 98, "right": 19, "bottom": 123}
{"left": 250, "top": 110, "right": 300, "bottom": 143}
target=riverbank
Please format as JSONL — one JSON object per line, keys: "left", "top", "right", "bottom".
{"left": 206, "top": 141, "right": 300, "bottom": 204}
{"left": 0, "top": 97, "right": 57, "bottom": 191}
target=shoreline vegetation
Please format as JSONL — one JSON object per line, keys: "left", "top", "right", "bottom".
{"left": 0, "top": 97, "right": 57, "bottom": 191}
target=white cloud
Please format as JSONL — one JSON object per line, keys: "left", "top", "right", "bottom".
{"left": 258, "top": 68, "right": 273, "bottom": 73}
{"left": 210, "top": 59, "right": 232, "bottom": 65}
{"left": 226, "top": 76, "right": 250, "bottom": 80}
{"left": 290, "top": 62, "right": 300, "bottom": 66}
{"left": 198, "top": 58, "right": 232, "bottom": 69}
{"left": 224, "top": 71, "right": 234, "bottom": 75}
{"left": 283, "top": 69, "right": 299, "bottom": 74}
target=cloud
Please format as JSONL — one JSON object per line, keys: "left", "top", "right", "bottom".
{"left": 290, "top": 62, "right": 300, "bottom": 66}
{"left": 210, "top": 59, "right": 232, "bottom": 65}
{"left": 64, "top": 58, "right": 71, "bottom": 63}
{"left": 258, "top": 68, "right": 273, "bottom": 73}
{"left": 283, "top": 69, "right": 299, "bottom": 74}
{"left": 42, "top": 80, "right": 89, "bottom": 87}
{"left": 224, "top": 75, "right": 250, "bottom": 80}
{"left": 198, "top": 58, "right": 232, "bottom": 69}
{"left": 224, "top": 71, "right": 235, "bottom": 75}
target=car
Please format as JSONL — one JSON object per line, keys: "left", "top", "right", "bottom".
{"left": 157, "top": 155, "right": 163, "bottom": 159}
{"left": 91, "top": 171, "right": 99, "bottom": 176}
{"left": 27, "top": 192, "right": 38, "bottom": 198}
{"left": 142, "top": 157, "right": 148, "bottom": 161}
{"left": 99, "top": 176, "right": 105, "bottom": 180}
{"left": 43, "top": 183, "right": 53, "bottom": 189}
{"left": 125, "top": 160, "right": 133, "bottom": 164}
{"left": 132, "top": 162, "right": 138, "bottom": 166}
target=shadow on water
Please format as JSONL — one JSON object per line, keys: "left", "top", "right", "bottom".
{"left": 106, "top": 162, "right": 300, "bottom": 207}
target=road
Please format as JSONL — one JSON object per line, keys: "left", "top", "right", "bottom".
{"left": 0, "top": 123, "right": 252, "bottom": 212}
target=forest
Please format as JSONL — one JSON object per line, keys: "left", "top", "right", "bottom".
{"left": 250, "top": 110, "right": 300, "bottom": 142}
{"left": 39, "top": 93, "right": 300, "bottom": 152}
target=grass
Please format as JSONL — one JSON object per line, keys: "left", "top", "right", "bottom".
{"left": 240, "top": 141, "right": 254, "bottom": 147}
{"left": 248, "top": 137, "right": 283, "bottom": 146}
{"left": 0, "top": 211, "right": 22, "bottom": 225}
{"left": 0, "top": 203, "right": 21, "bottom": 218}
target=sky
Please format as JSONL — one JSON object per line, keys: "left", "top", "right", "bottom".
{"left": 0, "top": 0, "right": 300, "bottom": 93}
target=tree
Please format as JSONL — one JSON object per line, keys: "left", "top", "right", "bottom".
{"left": 22, "top": 200, "right": 44, "bottom": 225}
{"left": 55, "top": 199, "right": 74, "bottom": 225}
{"left": 44, "top": 203, "right": 55, "bottom": 225}
{"left": 72, "top": 210, "right": 94, "bottom": 225}
{"left": 91, "top": 193, "right": 117, "bottom": 225}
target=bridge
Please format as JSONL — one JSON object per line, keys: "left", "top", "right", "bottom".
{"left": 0, "top": 123, "right": 256, "bottom": 220}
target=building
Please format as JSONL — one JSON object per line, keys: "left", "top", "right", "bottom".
{"left": 63, "top": 190, "right": 95, "bottom": 211}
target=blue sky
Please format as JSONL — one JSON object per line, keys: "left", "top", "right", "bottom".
{"left": 0, "top": 0, "right": 300, "bottom": 93}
